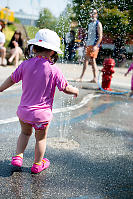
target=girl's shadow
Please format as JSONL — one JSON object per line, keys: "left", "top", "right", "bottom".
{"left": 0, "top": 160, "right": 29, "bottom": 177}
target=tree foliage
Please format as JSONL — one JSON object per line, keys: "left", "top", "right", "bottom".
{"left": 55, "top": 4, "right": 74, "bottom": 38}
{"left": 37, "top": 8, "right": 57, "bottom": 31}
{"left": 72, "top": 0, "right": 133, "bottom": 38}
{"left": 72, "top": 0, "right": 92, "bottom": 28}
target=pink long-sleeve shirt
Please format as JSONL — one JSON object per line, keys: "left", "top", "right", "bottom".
{"left": 11, "top": 56, "right": 68, "bottom": 123}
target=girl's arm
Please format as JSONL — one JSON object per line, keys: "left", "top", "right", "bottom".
{"left": 124, "top": 71, "right": 129, "bottom": 76}
{"left": 125, "top": 63, "right": 133, "bottom": 76}
{"left": 63, "top": 85, "right": 79, "bottom": 97}
{"left": 127, "top": 63, "right": 133, "bottom": 73}
{"left": 0, "top": 76, "right": 15, "bottom": 92}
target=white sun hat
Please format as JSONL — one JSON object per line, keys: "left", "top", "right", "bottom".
{"left": 27, "top": 29, "right": 63, "bottom": 54}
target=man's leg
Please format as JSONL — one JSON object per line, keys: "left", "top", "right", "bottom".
{"left": 79, "top": 57, "right": 89, "bottom": 81}
{"left": 89, "top": 57, "right": 97, "bottom": 83}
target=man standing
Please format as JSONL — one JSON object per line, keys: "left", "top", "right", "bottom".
{"left": 78, "top": 9, "right": 103, "bottom": 82}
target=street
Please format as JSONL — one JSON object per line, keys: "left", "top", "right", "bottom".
{"left": 0, "top": 63, "right": 132, "bottom": 199}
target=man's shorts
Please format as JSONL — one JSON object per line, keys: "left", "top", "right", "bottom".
{"left": 86, "top": 45, "right": 99, "bottom": 59}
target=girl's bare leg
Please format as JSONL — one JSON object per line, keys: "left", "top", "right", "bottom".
{"left": 14, "top": 47, "right": 22, "bottom": 67}
{"left": 16, "top": 119, "right": 33, "bottom": 155}
{"left": 130, "top": 90, "right": 133, "bottom": 97}
{"left": 14, "top": 51, "right": 19, "bottom": 67}
{"left": 34, "top": 125, "right": 49, "bottom": 164}
{"left": 8, "top": 49, "right": 16, "bottom": 63}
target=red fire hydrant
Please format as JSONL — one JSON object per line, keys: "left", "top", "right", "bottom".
{"left": 101, "top": 58, "right": 115, "bottom": 91}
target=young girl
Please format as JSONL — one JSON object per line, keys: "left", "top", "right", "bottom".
{"left": 8, "top": 31, "right": 23, "bottom": 67}
{"left": 0, "top": 29, "right": 79, "bottom": 173}
{"left": 125, "top": 62, "right": 133, "bottom": 97}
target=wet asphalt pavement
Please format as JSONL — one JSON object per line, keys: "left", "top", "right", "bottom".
{"left": 0, "top": 64, "right": 133, "bottom": 199}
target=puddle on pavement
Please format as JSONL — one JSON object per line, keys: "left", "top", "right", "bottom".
{"left": 48, "top": 94, "right": 133, "bottom": 160}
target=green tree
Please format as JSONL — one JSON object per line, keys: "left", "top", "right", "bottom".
{"left": 99, "top": 8, "right": 130, "bottom": 38}
{"left": 100, "top": 0, "right": 133, "bottom": 36}
{"left": 72, "top": 0, "right": 133, "bottom": 38}
{"left": 72, "top": 0, "right": 92, "bottom": 29}
{"left": 55, "top": 4, "right": 74, "bottom": 38}
{"left": 37, "top": 8, "right": 57, "bottom": 31}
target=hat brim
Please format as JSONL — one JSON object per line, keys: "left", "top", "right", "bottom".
{"left": 27, "top": 39, "right": 63, "bottom": 54}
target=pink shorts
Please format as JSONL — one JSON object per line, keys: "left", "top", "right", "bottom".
{"left": 20, "top": 120, "right": 49, "bottom": 130}
{"left": 32, "top": 122, "right": 49, "bottom": 130}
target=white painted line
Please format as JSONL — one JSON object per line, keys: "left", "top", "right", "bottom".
{"left": 0, "top": 117, "right": 18, "bottom": 124}
{"left": 0, "top": 94, "right": 100, "bottom": 125}
{"left": 53, "top": 94, "right": 100, "bottom": 113}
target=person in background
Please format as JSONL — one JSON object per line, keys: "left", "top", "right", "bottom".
{"left": 113, "top": 36, "right": 127, "bottom": 67}
{"left": 77, "top": 9, "right": 103, "bottom": 82}
{"left": 124, "top": 61, "right": 133, "bottom": 97}
{"left": 113, "top": 37, "right": 127, "bottom": 67}
{"left": 68, "top": 30, "right": 75, "bottom": 61}
{"left": 0, "top": 20, "right": 6, "bottom": 66}
{"left": 77, "top": 42, "right": 84, "bottom": 64}
{"left": 0, "top": 29, "right": 79, "bottom": 174}
{"left": 64, "top": 30, "right": 75, "bottom": 61}
{"left": 8, "top": 31, "right": 23, "bottom": 67}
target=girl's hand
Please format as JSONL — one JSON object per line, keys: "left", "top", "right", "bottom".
{"left": 124, "top": 72, "right": 128, "bottom": 76}
{"left": 73, "top": 87, "right": 79, "bottom": 98}
{"left": 63, "top": 85, "right": 79, "bottom": 97}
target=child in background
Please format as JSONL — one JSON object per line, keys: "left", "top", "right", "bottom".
{"left": 8, "top": 31, "right": 23, "bottom": 67}
{"left": 0, "top": 29, "right": 79, "bottom": 173}
{"left": 0, "top": 20, "right": 6, "bottom": 66}
{"left": 124, "top": 62, "right": 133, "bottom": 97}
{"left": 77, "top": 42, "right": 84, "bottom": 64}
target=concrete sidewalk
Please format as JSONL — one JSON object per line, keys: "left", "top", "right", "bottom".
{"left": 0, "top": 62, "right": 132, "bottom": 199}
{"left": 0, "top": 62, "right": 132, "bottom": 91}
{"left": 58, "top": 63, "right": 132, "bottom": 90}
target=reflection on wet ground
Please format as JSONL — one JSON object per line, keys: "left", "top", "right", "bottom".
{"left": 0, "top": 84, "right": 132, "bottom": 198}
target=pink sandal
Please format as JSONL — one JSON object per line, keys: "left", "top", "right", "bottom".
{"left": 31, "top": 158, "right": 50, "bottom": 174}
{"left": 11, "top": 156, "right": 23, "bottom": 167}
